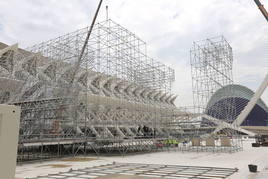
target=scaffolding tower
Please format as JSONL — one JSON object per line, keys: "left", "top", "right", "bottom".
{"left": 190, "top": 36, "right": 235, "bottom": 117}
{"left": 190, "top": 36, "right": 242, "bottom": 150}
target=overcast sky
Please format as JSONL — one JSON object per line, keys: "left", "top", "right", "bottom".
{"left": 0, "top": 0, "right": 267, "bottom": 106}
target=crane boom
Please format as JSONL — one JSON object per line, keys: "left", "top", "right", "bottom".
{"left": 234, "top": 74, "right": 268, "bottom": 126}
{"left": 254, "top": 0, "right": 268, "bottom": 22}
{"left": 70, "top": 0, "right": 103, "bottom": 86}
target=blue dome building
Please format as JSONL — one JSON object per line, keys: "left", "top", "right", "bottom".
{"left": 205, "top": 84, "right": 268, "bottom": 126}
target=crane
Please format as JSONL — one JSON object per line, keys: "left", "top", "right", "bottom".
{"left": 69, "top": 0, "right": 103, "bottom": 87}
{"left": 254, "top": 0, "right": 268, "bottom": 22}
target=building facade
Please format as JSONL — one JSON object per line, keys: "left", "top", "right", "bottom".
{"left": 206, "top": 84, "right": 268, "bottom": 126}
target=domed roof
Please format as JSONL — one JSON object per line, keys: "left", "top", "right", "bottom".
{"left": 207, "top": 84, "right": 268, "bottom": 112}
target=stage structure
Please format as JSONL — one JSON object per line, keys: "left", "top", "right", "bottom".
{"left": 0, "top": 22, "right": 246, "bottom": 162}
{"left": 0, "top": 19, "right": 189, "bottom": 161}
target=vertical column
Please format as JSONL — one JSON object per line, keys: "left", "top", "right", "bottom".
{"left": 0, "top": 104, "right": 21, "bottom": 179}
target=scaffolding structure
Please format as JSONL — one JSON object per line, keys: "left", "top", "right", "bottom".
{"left": 0, "top": 20, "right": 186, "bottom": 162}
{"left": 190, "top": 36, "right": 238, "bottom": 124}
{"left": 28, "top": 20, "right": 175, "bottom": 92}
{"left": 0, "top": 23, "right": 246, "bottom": 162}
{"left": 190, "top": 36, "right": 234, "bottom": 112}
{"left": 190, "top": 36, "right": 242, "bottom": 149}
